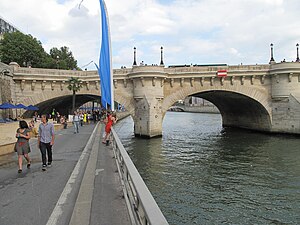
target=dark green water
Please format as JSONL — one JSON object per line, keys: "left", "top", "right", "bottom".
{"left": 115, "top": 112, "right": 300, "bottom": 225}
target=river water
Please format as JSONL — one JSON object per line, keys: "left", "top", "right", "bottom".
{"left": 115, "top": 112, "right": 300, "bottom": 225}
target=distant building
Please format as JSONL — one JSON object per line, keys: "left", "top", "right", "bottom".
{"left": 185, "top": 96, "right": 214, "bottom": 107}
{"left": 0, "top": 16, "right": 19, "bottom": 39}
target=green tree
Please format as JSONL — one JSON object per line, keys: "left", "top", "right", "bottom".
{"left": 50, "top": 46, "right": 79, "bottom": 70}
{"left": 0, "top": 31, "right": 49, "bottom": 68}
{"left": 67, "top": 77, "right": 83, "bottom": 113}
{"left": 0, "top": 32, "right": 80, "bottom": 70}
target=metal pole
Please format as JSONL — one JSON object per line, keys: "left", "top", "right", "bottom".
{"left": 160, "top": 46, "right": 164, "bottom": 66}
{"left": 296, "top": 43, "right": 299, "bottom": 62}
{"left": 269, "top": 43, "right": 275, "bottom": 63}
{"left": 133, "top": 47, "right": 137, "bottom": 66}
{"left": 56, "top": 55, "right": 60, "bottom": 69}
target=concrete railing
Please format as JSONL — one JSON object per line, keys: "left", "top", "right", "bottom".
{"left": 111, "top": 128, "right": 169, "bottom": 225}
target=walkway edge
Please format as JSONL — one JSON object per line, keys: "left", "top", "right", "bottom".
{"left": 68, "top": 124, "right": 100, "bottom": 225}
{"left": 46, "top": 123, "right": 99, "bottom": 225}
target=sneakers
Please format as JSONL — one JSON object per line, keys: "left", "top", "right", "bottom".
{"left": 47, "top": 162, "right": 52, "bottom": 167}
{"left": 18, "top": 169, "right": 22, "bottom": 173}
{"left": 42, "top": 165, "right": 47, "bottom": 171}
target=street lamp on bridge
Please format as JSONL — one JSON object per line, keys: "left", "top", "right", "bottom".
{"left": 160, "top": 46, "right": 164, "bottom": 66}
{"left": 296, "top": 43, "right": 299, "bottom": 62}
{"left": 56, "top": 55, "right": 60, "bottom": 69}
{"left": 269, "top": 43, "right": 275, "bottom": 64}
{"left": 133, "top": 47, "right": 137, "bottom": 66}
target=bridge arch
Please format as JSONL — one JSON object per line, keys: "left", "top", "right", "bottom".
{"left": 22, "top": 91, "right": 134, "bottom": 117}
{"left": 23, "top": 94, "right": 100, "bottom": 117}
{"left": 162, "top": 86, "right": 272, "bottom": 132}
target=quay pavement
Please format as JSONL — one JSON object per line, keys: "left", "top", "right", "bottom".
{"left": 0, "top": 122, "right": 131, "bottom": 225}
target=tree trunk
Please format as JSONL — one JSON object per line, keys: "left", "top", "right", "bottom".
{"left": 72, "top": 90, "right": 76, "bottom": 113}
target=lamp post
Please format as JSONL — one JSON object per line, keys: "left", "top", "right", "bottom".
{"left": 133, "top": 47, "right": 137, "bottom": 66}
{"left": 160, "top": 46, "right": 164, "bottom": 66}
{"left": 269, "top": 43, "right": 275, "bottom": 64}
{"left": 296, "top": 43, "right": 299, "bottom": 62}
{"left": 56, "top": 55, "right": 60, "bottom": 69}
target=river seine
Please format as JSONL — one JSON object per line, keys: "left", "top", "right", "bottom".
{"left": 115, "top": 112, "right": 300, "bottom": 225}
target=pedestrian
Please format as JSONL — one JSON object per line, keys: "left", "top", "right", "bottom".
{"left": 96, "top": 110, "right": 100, "bottom": 121}
{"left": 83, "top": 112, "right": 87, "bottom": 124}
{"left": 79, "top": 112, "right": 84, "bottom": 126}
{"left": 93, "top": 111, "right": 97, "bottom": 124}
{"left": 73, "top": 111, "right": 80, "bottom": 133}
{"left": 34, "top": 111, "right": 38, "bottom": 122}
{"left": 28, "top": 119, "right": 38, "bottom": 137}
{"left": 102, "top": 112, "right": 117, "bottom": 145}
{"left": 56, "top": 112, "right": 61, "bottom": 124}
{"left": 51, "top": 108, "right": 56, "bottom": 121}
{"left": 15, "top": 120, "right": 31, "bottom": 173}
{"left": 38, "top": 115, "right": 55, "bottom": 171}
{"left": 60, "top": 116, "right": 68, "bottom": 129}
{"left": 63, "top": 116, "right": 68, "bottom": 129}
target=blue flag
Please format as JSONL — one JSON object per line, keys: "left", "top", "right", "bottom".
{"left": 98, "top": 0, "right": 114, "bottom": 110}
{"left": 95, "top": 63, "right": 107, "bottom": 108}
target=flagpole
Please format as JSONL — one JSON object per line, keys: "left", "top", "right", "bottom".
{"left": 100, "top": 0, "right": 114, "bottom": 111}
{"left": 104, "top": 0, "right": 115, "bottom": 111}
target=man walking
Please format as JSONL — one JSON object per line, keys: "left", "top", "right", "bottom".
{"left": 38, "top": 115, "right": 55, "bottom": 171}
{"left": 79, "top": 112, "right": 84, "bottom": 127}
{"left": 73, "top": 111, "right": 80, "bottom": 133}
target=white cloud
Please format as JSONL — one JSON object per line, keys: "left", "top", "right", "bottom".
{"left": 69, "top": 4, "right": 89, "bottom": 18}
{"left": 1, "top": 0, "right": 300, "bottom": 69}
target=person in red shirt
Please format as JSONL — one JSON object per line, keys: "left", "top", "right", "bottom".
{"left": 102, "top": 112, "right": 117, "bottom": 145}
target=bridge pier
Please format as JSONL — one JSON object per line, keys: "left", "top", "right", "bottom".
{"left": 133, "top": 96, "right": 164, "bottom": 138}
{"left": 130, "top": 66, "right": 166, "bottom": 138}
{"left": 270, "top": 63, "right": 300, "bottom": 134}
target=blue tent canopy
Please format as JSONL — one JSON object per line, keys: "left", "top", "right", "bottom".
{"left": 0, "top": 102, "right": 17, "bottom": 109}
{"left": 26, "top": 105, "right": 39, "bottom": 111}
{"left": 0, "top": 103, "right": 39, "bottom": 110}
{"left": 15, "top": 104, "right": 27, "bottom": 109}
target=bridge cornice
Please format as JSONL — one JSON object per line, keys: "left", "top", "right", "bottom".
{"left": 270, "top": 62, "right": 300, "bottom": 75}
{"left": 11, "top": 63, "right": 300, "bottom": 84}
{"left": 165, "top": 64, "right": 270, "bottom": 78}
{"left": 128, "top": 72, "right": 168, "bottom": 79}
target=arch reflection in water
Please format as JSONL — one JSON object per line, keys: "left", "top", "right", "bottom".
{"left": 115, "top": 112, "right": 300, "bottom": 225}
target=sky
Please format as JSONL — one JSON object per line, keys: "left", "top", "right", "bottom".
{"left": 1, "top": 0, "right": 300, "bottom": 70}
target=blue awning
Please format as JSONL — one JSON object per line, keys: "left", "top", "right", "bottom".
{"left": 15, "top": 104, "right": 27, "bottom": 109}
{"left": 0, "top": 102, "right": 17, "bottom": 109}
{"left": 26, "top": 105, "right": 39, "bottom": 111}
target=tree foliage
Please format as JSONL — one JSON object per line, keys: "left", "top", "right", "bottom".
{"left": 67, "top": 77, "right": 82, "bottom": 93}
{"left": 0, "top": 32, "right": 79, "bottom": 70}
{"left": 50, "top": 46, "right": 79, "bottom": 70}
{"left": 67, "top": 77, "right": 83, "bottom": 112}
{"left": 0, "top": 32, "right": 48, "bottom": 68}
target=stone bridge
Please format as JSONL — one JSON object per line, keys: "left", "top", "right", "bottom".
{"left": 1, "top": 62, "right": 300, "bottom": 137}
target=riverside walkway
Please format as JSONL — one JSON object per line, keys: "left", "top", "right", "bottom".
{"left": 0, "top": 122, "right": 169, "bottom": 225}
{"left": 0, "top": 123, "right": 130, "bottom": 225}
